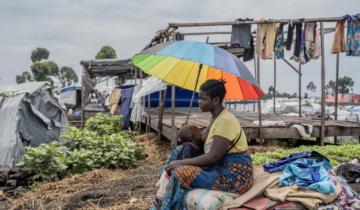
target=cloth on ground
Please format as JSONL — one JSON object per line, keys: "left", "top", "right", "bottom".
{"left": 334, "top": 175, "right": 359, "bottom": 197}
{"left": 264, "top": 151, "right": 332, "bottom": 173}
{"left": 317, "top": 187, "right": 360, "bottom": 210}
{"left": 232, "top": 193, "right": 305, "bottom": 210}
{"left": 274, "top": 23, "right": 285, "bottom": 59}
{"left": 231, "top": 20, "right": 252, "bottom": 49}
{"left": 345, "top": 19, "right": 360, "bottom": 56}
{"left": 130, "top": 84, "right": 147, "bottom": 122}
{"left": 331, "top": 21, "right": 346, "bottom": 54}
{"left": 255, "top": 18, "right": 276, "bottom": 59}
{"left": 220, "top": 167, "right": 282, "bottom": 210}
{"left": 243, "top": 35, "right": 254, "bottom": 62}
{"left": 118, "top": 87, "right": 134, "bottom": 128}
{"left": 336, "top": 163, "right": 360, "bottom": 183}
{"left": 264, "top": 181, "right": 342, "bottom": 210}
{"left": 289, "top": 122, "right": 313, "bottom": 138}
{"left": 279, "top": 159, "right": 336, "bottom": 194}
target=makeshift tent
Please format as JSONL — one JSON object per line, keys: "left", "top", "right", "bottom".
{"left": 60, "top": 86, "right": 81, "bottom": 106}
{"left": 0, "top": 82, "right": 69, "bottom": 168}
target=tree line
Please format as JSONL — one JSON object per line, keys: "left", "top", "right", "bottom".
{"left": 262, "top": 77, "right": 354, "bottom": 100}
{"left": 15, "top": 46, "right": 117, "bottom": 94}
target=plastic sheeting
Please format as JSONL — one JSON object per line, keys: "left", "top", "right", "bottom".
{"left": 0, "top": 85, "right": 68, "bottom": 168}
{"left": 60, "top": 87, "right": 77, "bottom": 105}
{"left": 134, "top": 76, "right": 169, "bottom": 99}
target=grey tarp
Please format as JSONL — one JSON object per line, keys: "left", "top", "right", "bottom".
{"left": 0, "top": 94, "right": 27, "bottom": 167}
{"left": 0, "top": 83, "right": 69, "bottom": 167}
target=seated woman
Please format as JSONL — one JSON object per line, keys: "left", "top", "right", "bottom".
{"left": 159, "top": 79, "right": 253, "bottom": 210}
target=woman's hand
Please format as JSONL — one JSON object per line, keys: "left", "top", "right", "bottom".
{"left": 165, "top": 160, "right": 181, "bottom": 173}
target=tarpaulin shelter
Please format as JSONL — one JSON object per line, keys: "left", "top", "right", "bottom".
{"left": 0, "top": 82, "right": 69, "bottom": 168}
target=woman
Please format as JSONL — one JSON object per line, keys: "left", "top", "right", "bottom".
{"left": 160, "top": 79, "right": 253, "bottom": 210}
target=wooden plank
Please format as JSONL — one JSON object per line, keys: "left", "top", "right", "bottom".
{"left": 320, "top": 21, "right": 326, "bottom": 146}
{"left": 256, "top": 24, "right": 263, "bottom": 144}
{"left": 281, "top": 58, "right": 302, "bottom": 75}
{"left": 158, "top": 88, "right": 168, "bottom": 143}
{"left": 334, "top": 52, "right": 340, "bottom": 144}
{"left": 299, "top": 62, "right": 302, "bottom": 117}
{"left": 171, "top": 85, "right": 177, "bottom": 149}
{"left": 273, "top": 51, "right": 276, "bottom": 114}
{"left": 169, "top": 17, "right": 357, "bottom": 27}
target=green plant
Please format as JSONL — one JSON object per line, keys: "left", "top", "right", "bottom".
{"left": 251, "top": 144, "right": 360, "bottom": 166}
{"left": 67, "top": 149, "right": 95, "bottom": 173}
{"left": 84, "top": 112, "right": 124, "bottom": 135}
{"left": 17, "top": 142, "right": 68, "bottom": 182}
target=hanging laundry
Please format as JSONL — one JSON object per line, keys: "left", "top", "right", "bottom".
{"left": 243, "top": 35, "right": 254, "bottom": 62}
{"left": 290, "top": 31, "right": 309, "bottom": 64}
{"left": 307, "top": 29, "right": 322, "bottom": 60}
{"left": 286, "top": 23, "right": 303, "bottom": 57}
{"left": 130, "top": 83, "right": 147, "bottom": 122}
{"left": 255, "top": 18, "right": 276, "bottom": 59}
{"left": 263, "top": 151, "right": 331, "bottom": 173}
{"left": 331, "top": 21, "right": 346, "bottom": 54}
{"left": 118, "top": 87, "right": 134, "bottom": 128}
{"left": 108, "top": 88, "right": 122, "bottom": 115}
{"left": 279, "top": 159, "right": 336, "bottom": 194}
{"left": 261, "top": 34, "right": 267, "bottom": 60}
{"left": 230, "top": 18, "right": 253, "bottom": 49}
{"left": 274, "top": 23, "right": 285, "bottom": 59}
{"left": 345, "top": 18, "right": 360, "bottom": 56}
{"left": 304, "top": 22, "right": 316, "bottom": 42}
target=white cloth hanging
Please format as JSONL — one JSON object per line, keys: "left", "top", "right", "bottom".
{"left": 133, "top": 76, "right": 169, "bottom": 99}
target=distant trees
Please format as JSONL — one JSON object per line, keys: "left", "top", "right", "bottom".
{"left": 304, "top": 92, "right": 308, "bottom": 99}
{"left": 325, "top": 76, "right": 354, "bottom": 95}
{"left": 307, "top": 81, "right": 317, "bottom": 98}
{"left": 15, "top": 48, "right": 79, "bottom": 94}
{"left": 31, "top": 47, "right": 50, "bottom": 63}
{"left": 95, "top": 46, "right": 117, "bottom": 59}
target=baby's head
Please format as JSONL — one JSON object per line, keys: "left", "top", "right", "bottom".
{"left": 178, "top": 124, "right": 201, "bottom": 143}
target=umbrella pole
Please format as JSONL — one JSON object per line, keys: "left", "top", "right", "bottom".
{"left": 185, "top": 64, "right": 203, "bottom": 124}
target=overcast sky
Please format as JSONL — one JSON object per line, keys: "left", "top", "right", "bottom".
{"left": 1, "top": 0, "right": 360, "bottom": 96}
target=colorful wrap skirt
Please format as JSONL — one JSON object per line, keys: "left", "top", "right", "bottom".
{"left": 160, "top": 150, "right": 253, "bottom": 210}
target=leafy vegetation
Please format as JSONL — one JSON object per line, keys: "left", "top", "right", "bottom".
{"left": 17, "top": 142, "right": 68, "bottom": 182}
{"left": 251, "top": 144, "right": 360, "bottom": 166}
{"left": 18, "top": 113, "right": 145, "bottom": 182}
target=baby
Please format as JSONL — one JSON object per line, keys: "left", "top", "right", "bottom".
{"left": 155, "top": 124, "right": 204, "bottom": 205}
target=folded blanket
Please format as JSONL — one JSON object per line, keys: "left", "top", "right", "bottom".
{"left": 264, "top": 181, "right": 342, "bottom": 210}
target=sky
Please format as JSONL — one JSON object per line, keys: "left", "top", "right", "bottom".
{"left": 1, "top": 0, "right": 360, "bottom": 97}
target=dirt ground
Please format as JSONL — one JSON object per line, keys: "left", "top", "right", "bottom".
{"left": 5, "top": 134, "right": 360, "bottom": 209}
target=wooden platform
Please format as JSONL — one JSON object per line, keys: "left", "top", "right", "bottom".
{"left": 144, "top": 109, "right": 360, "bottom": 141}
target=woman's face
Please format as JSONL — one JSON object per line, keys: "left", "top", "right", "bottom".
{"left": 198, "top": 91, "right": 216, "bottom": 112}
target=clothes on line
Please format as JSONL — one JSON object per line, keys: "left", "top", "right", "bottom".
{"left": 345, "top": 18, "right": 360, "bottom": 56}
{"left": 231, "top": 20, "right": 252, "bottom": 49}
{"left": 243, "top": 35, "right": 254, "bottom": 62}
{"left": 118, "top": 86, "right": 134, "bottom": 128}
{"left": 130, "top": 83, "right": 147, "bottom": 122}
{"left": 256, "top": 18, "right": 276, "bottom": 59}
{"left": 274, "top": 23, "right": 285, "bottom": 59}
{"left": 331, "top": 21, "right": 346, "bottom": 54}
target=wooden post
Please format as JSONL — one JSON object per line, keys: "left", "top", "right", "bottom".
{"left": 253, "top": 55, "right": 257, "bottom": 112}
{"left": 140, "top": 69, "right": 143, "bottom": 84}
{"left": 171, "top": 85, "right": 177, "bottom": 150}
{"left": 146, "top": 94, "right": 151, "bottom": 133}
{"left": 334, "top": 53, "right": 339, "bottom": 144}
{"left": 320, "top": 21, "right": 325, "bottom": 146}
{"left": 158, "top": 88, "right": 168, "bottom": 144}
{"left": 299, "top": 62, "right": 302, "bottom": 117}
{"left": 157, "top": 90, "right": 162, "bottom": 143}
{"left": 256, "top": 24, "right": 263, "bottom": 145}
{"left": 134, "top": 67, "right": 137, "bottom": 85}
{"left": 273, "top": 52, "right": 276, "bottom": 114}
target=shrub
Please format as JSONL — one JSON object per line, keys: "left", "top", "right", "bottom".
{"left": 17, "top": 142, "right": 68, "bottom": 182}
{"left": 84, "top": 112, "right": 123, "bottom": 135}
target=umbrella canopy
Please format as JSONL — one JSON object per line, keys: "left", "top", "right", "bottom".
{"left": 131, "top": 40, "right": 264, "bottom": 100}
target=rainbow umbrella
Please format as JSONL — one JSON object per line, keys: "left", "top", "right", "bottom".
{"left": 131, "top": 40, "right": 264, "bottom": 122}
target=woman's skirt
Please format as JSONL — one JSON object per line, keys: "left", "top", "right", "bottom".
{"left": 160, "top": 150, "right": 253, "bottom": 210}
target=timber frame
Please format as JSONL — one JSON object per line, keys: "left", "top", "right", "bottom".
{"left": 141, "top": 16, "right": 360, "bottom": 147}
